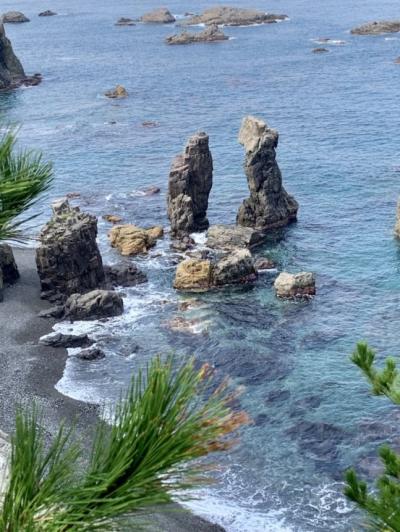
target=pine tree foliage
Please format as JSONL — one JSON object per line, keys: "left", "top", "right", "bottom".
{"left": 345, "top": 342, "right": 400, "bottom": 531}
{"left": 0, "top": 127, "right": 53, "bottom": 242}
{"left": 0, "top": 356, "right": 248, "bottom": 531}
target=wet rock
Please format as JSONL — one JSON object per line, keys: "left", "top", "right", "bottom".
{"left": 0, "top": 22, "right": 25, "bottom": 90}
{"left": 103, "top": 214, "right": 122, "bottom": 224}
{"left": 173, "top": 259, "right": 213, "bottom": 291}
{"left": 38, "top": 10, "right": 57, "bottom": 17}
{"left": 140, "top": 8, "right": 175, "bottom": 23}
{"left": 36, "top": 198, "right": 105, "bottom": 302}
{"left": 147, "top": 226, "right": 164, "bottom": 240}
{"left": 312, "top": 47, "right": 329, "bottom": 53}
{"left": 255, "top": 257, "right": 276, "bottom": 271}
{"left": 166, "top": 24, "right": 229, "bottom": 45}
{"left": 2, "top": 11, "right": 29, "bottom": 23}
{"left": 170, "top": 235, "right": 195, "bottom": 252}
{"left": 140, "top": 185, "right": 161, "bottom": 194}
{"left": 0, "top": 244, "right": 19, "bottom": 284}
{"left": 38, "top": 305, "right": 65, "bottom": 319}
{"left": 115, "top": 17, "right": 135, "bottom": 26}
{"left": 39, "top": 332, "right": 94, "bottom": 348}
{"left": 351, "top": 20, "right": 400, "bottom": 35}
{"left": 237, "top": 116, "right": 298, "bottom": 230}
{"left": 76, "top": 346, "right": 105, "bottom": 361}
{"left": 395, "top": 199, "right": 400, "bottom": 237}
{"left": 104, "top": 85, "right": 128, "bottom": 99}
{"left": 207, "top": 224, "right": 264, "bottom": 250}
{"left": 181, "top": 7, "right": 287, "bottom": 26}
{"left": 212, "top": 249, "right": 257, "bottom": 286}
{"left": 167, "top": 132, "right": 213, "bottom": 235}
{"left": 64, "top": 290, "right": 124, "bottom": 321}
{"left": 108, "top": 224, "right": 162, "bottom": 256}
{"left": 66, "top": 191, "right": 81, "bottom": 199}
{"left": 274, "top": 272, "right": 316, "bottom": 298}
{"left": 104, "top": 262, "right": 147, "bottom": 287}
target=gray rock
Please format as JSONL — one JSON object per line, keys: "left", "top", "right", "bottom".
{"left": 2, "top": 11, "right": 30, "bottom": 23}
{"left": 104, "top": 262, "right": 147, "bottom": 288}
{"left": 0, "top": 22, "right": 25, "bottom": 90}
{"left": 274, "top": 272, "right": 316, "bottom": 298}
{"left": 213, "top": 249, "right": 257, "bottom": 286}
{"left": 76, "top": 346, "right": 105, "bottom": 361}
{"left": 237, "top": 116, "right": 298, "bottom": 230}
{"left": 64, "top": 290, "right": 124, "bottom": 321}
{"left": 351, "top": 20, "right": 400, "bottom": 35}
{"left": 38, "top": 10, "right": 57, "bottom": 17}
{"left": 166, "top": 24, "right": 229, "bottom": 45}
{"left": 140, "top": 8, "right": 175, "bottom": 23}
{"left": 312, "top": 47, "right": 329, "bottom": 53}
{"left": 167, "top": 132, "right": 213, "bottom": 235}
{"left": 115, "top": 17, "right": 135, "bottom": 26}
{"left": 207, "top": 224, "right": 264, "bottom": 250}
{"left": 39, "top": 332, "right": 94, "bottom": 348}
{"left": 0, "top": 244, "right": 19, "bottom": 284}
{"left": 36, "top": 198, "right": 105, "bottom": 302}
{"left": 38, "top": 305, "right": 65, "bottom": 319}
{"left": 181, "top": 7, "right": 287, "bottom": 26}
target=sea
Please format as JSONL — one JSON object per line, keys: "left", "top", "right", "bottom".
{"left": 1, "top": 0, "right": 400, "bottom": 530}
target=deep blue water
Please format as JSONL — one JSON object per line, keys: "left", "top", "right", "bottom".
{"left": 2, "top": 0, "right": 400, "bottom": 529}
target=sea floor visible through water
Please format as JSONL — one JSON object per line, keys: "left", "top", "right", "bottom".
{"left": 1, "top": 0, "right": 400, "bottom": 530}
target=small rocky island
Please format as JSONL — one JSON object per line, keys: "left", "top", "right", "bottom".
{"left": 1, "top": 11, "right": 30, "bottom": 23}
{"left": 166, "top": 24, "right": 229, "bottom": 45}
{"left": 181, "top": 6, "right": 287, "bottom": 26}
{"left": 139, "top": 8, "right": 175, "bottom": 23}
{"left": 351, "top": 20, "right": 400, "bottom": 35}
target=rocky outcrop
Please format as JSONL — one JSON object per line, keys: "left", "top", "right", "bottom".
{"left": 351, "top": 20, "right": 400, "bottom": 35}
{"left": 108, "top": 224, "right": 163, "bottom": 256}
{"left": 207, "top": 224, "right": 264, "bottom": 250}
{"left": 0, "top": 23, "right": 25, "bottom": 90}
{"left": 181, "top": 7, "right": 287, "bottom": 26}
{"left": 140, "top": 8, "right": 175, "bottom": 23}
{"left": 38, "top": 10, "right": 57, "bottom": 17}
{"left": 166, "top": 24, "right": 229, "bottom": 45}
{"left": 36, "top": 198, "right": 105, "bottom": 301}
{"left": 0, "top": 244, "right": 19, "bottom": 284}
{"left": 105, "top": 85, "right": 128, "bottom": 98}
{"left": 39, "top": 332, "right": 94, "bottom": 348}
{"left": 173, "top": 259, "right": 213, "bottom": 291}
{"left": 64, "top": 290, "right": 124, "bottom": 321}
{"left": 2, "top": 11, "right": 29, "bottom": 23}
{"left": 115, "top": 17, "right": 135, "bottom": 26}
{"left": 167, "top": 132, "right": 213, "bottom": 235}
{"left": 395, "top": 199, "right": 400, "bottom": 238}
{"left": 104, "top": 262, "right": 147, "bottom": 287}
{"left": 237, "top": 116, "right": 298, "bottom": 230}
{"left": 274, "top": 272, "right": 316, "bottom": 298}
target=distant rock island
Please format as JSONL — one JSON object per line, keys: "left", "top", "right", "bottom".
{"left": 351, "top": 20, "right": 400, "bottom": 35}
{"left": 1, "top": 11, "right": 30, "bottom": 23}
{"left": 140, "top": 8, "right": 175, "bottom": 23}
{"left": 166, "top": 24, "right": 229, "bottom": 45}
{"left": 181, "top": 6, "right": 287, "bottom": 27}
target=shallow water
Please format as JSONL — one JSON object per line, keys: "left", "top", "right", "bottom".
{"left": 2, "top": 0, "right": 400, "bottom": 529}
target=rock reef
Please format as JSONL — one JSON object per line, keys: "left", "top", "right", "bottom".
{"left": 167, "top": 132, "right": 213, "bottom": 236}
{"left": 181, "top": 7, "right": 287, "bottom": 27}
{"left": 0, "top": 23, "right": 25, "bottom": 90}
{"left": 351, "top": 20, "right": 400, "bottom": 35}
{"left": 166, "top": 24, "right": 229, "bottom": 45}
{"left": 237, "top": 116, "right": 298, "bottom": 230}
{"left": 140, "top": 8, "right": 175, "bottom": 23}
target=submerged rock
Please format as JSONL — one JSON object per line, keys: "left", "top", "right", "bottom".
{"left": 2, "top": 11, "right": 30, "bottom": 23}
{"left": 39, "top": 332, "right": 94, "bottom": 348}
{"left": 207, "top": 224, "right": 264, "bottom": 250}
{"left": 167, "top": 132, "right": 213, "bottom": 235}
{"left": 166, "top": 24, "right": 229, "bottom": 45}
{"left": 212, "top": 249, "right": 257, "bottom": 286}
{"left": 0, "top": 23, "right": 25, "bottom": 90}
{"left": 38, "top": 10, "right": 57, "bottom": 17}
{"left": 76, "top": 346, "right": 105, "bottom": 361}
{"left": 0, "top": 244, "right": 19, "bottom": 285}
{"left": 312, "top": 47, "right": 329, "bottom": 53}
{"left": 181, "top": 6, "right": 287, "bottom": 26}
{"left": 104, "top": 262, "right": 147, "bottom": 287}
{"left": 351, "top": 20, "right": 400, "bottom": 35}
{"left": 237, "top": 116, "right": 298, "bottom": 230}
{"left": 104, "top": 85, "right": 128, "bottom": 98}
{"left": 395, "top": 199, "right": 400, "bottom": 237}
{"left": 64, "top": 290, "right": 124, "bottom": 321}
{"left": 140, "top": 8, "right": 175, "bottom": 23}
{"left": 115, "top": 17, "right": 135, "bottom": 26}
{"left": 36, "top": 198, "right": 105, "bottom": 301}
{"left": 274, "top": 272, "right": 316, "bottom": 298}
{"left": 108, "top": 224, "right": 163, "bottom": 256}
{"left": 174, "top": 259, "right": 213, "bottom": 291}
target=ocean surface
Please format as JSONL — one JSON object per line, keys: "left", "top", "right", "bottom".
{"left": 2, "top": 0, "right": 400, "bottom": 530}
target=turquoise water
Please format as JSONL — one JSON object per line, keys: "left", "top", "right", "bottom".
{"left": 2, "top": 0, "right": 400, "bottom": 529}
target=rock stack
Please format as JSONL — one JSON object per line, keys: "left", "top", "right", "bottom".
{"left": 36, "top": 198, "right": 105, "bottom": 301}
{"left": 237, "top": 116, "right": 298, "bottom": 231}
{"left": 167, "top": 132, "right": 213, "bottom": 236}
{"left": 0, "top": 22, "right": 25, "bottom": 90}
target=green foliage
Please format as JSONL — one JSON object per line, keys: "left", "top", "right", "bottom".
{"left": 0, "top": 127, "right": 53, "bottom": 242}
{"left": 0, "top": 356, "right": 248, "bottom": 531}
{"left": 345, "top": 342, "right": 400, "bottom": 531}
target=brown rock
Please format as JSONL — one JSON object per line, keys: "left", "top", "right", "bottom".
{"left": 105, "top": 85, "right": 128, "bottom": 99}
{"left": 103, "top": 214, "right": 122, "bottom": 224}
{"left": 274, "top": 272, "right": 316, "bottom": 298}
{"left": 395, "top": 199, "right": 400, "bottom": 237}
{"left": 173, "top": 259, "right": 213, "bottom": 291}
{"left": 108, "top": 224, "right": 162, "bottom": 256}
{"left": 140, "top": 8, "right": 175, "bottom": 23}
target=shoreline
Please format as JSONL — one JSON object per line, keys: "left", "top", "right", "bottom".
{"left": 0, "top": 247, "right": 224, "bottom": 531}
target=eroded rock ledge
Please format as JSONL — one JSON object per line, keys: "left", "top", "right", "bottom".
{"left": 181, "top": 6, "right": 287, "bottom": 26}
{"left": 351, "top": 20, "right": 400, "bottom": 35}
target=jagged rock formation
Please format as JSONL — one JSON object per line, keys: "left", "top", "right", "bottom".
{"left": 274, "top": 272, "right": 316, "bottom": 298}
{"left": 207, "top": 224, "right": 264, "bottom": 250}
{"left": 237, "top": 116, "right": 298, "bottom": 230}
{"left": 167, "top": 132, "right": 213, "bottom": 236}
{"left": 36, "top": 198, "right": 105, "bottom": 301}
{"left": 166, "top": 24, "right": 229, "bottom": 45}
{"left": 64, "top": 290, "right": 124, "bottom": 321}
{"left": 0, "top": 244, "right": 19, "bottom": 284}
{"left": 2, "top": 11, "right": 29, "bottom": 23}
{"left": 395, "top": 199, "right": 400, "bottom": 238}
{"left": 181, "top": 7, "right": 287, "bottom": 26}
{"left": 0, "top": 22, "right": 25, "bottom": 89}
{"left": 140, "top": 8, "right": 175, "bottom": 23}
{"left": 108, "top": 224, "right": 163, "bottom": 256}
{"left": 351, "top": 20, "right": 400, "bottom": 35}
